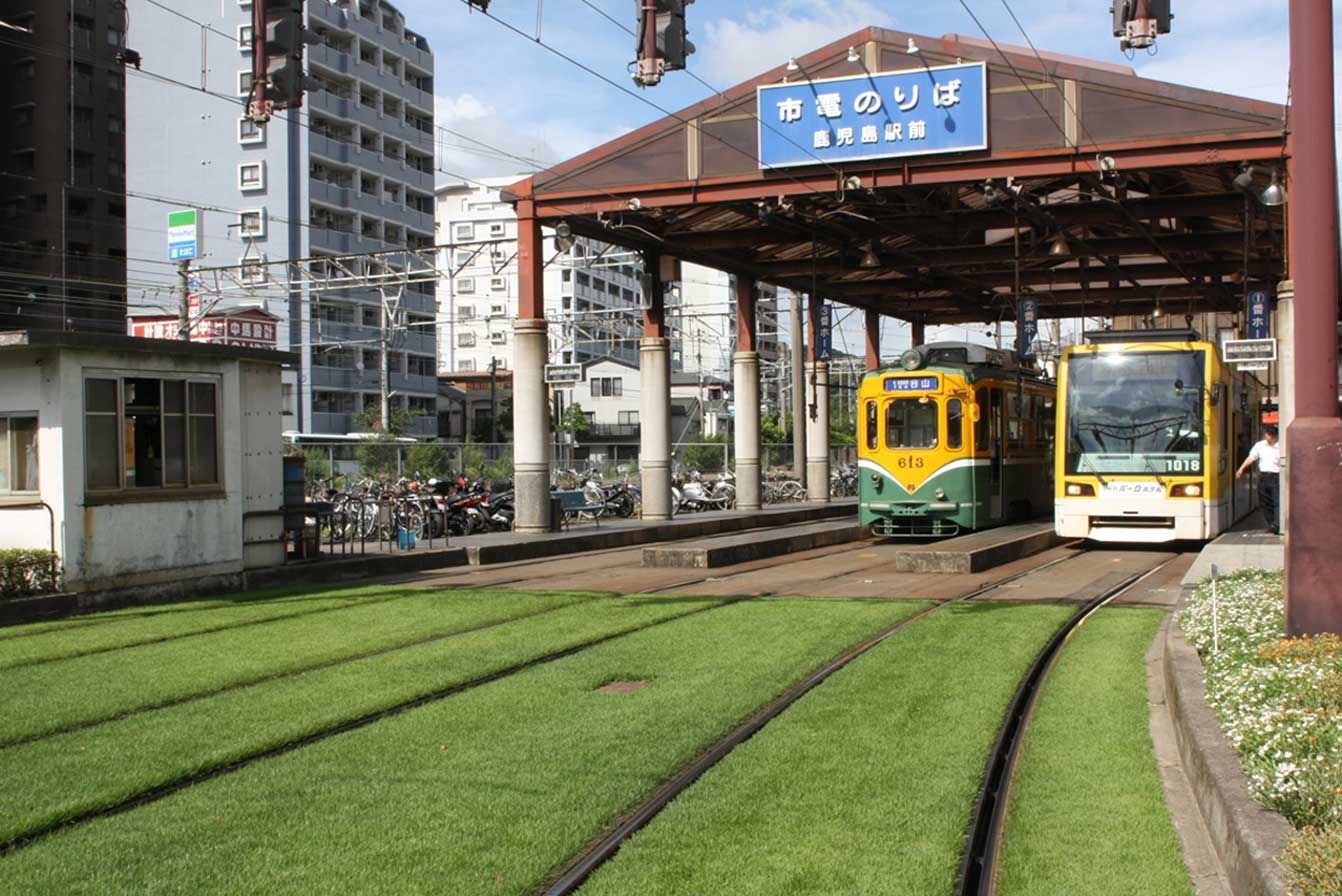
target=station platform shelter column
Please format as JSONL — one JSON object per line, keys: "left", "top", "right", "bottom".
{"left": 733, "top": 276, "right": 762, "bottom": 511}
{"left": 806, "top": 295, "right": 830, "bottom": 503}
{"left": 640, "top": 253, "right": 673, "bottom": 520}
{"left": 513, "top": 205, "right": 551, "bottom": 533}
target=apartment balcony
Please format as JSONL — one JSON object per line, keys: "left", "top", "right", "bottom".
{"left": 307, "top": 43, "right": 352, "bottom": 77}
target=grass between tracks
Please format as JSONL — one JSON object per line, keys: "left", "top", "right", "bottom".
{"left": 0, "top": 598, "right": 928, "bottom": 895}
{"left": 577, "top": 601, "right": 1075, "bottom": 896}
{"left": 996, "top": 608, "right": 1193, "bottom": 896}
{"left": 0, "top": 585, "right": 424, "bottom": 669}
{"left": 0, "top": 590, "right": 707, "bottom": 845}
{"left": 0, "top": 588, "right": 594, "bottom": 744}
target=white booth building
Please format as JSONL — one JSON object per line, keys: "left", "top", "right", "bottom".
{"left": 0, "top": 331, "right": 291, "bottom": 595}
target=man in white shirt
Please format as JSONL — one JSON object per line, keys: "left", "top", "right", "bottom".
{"left": 1236, "top": 424, "right": 1281, "bottom": 534}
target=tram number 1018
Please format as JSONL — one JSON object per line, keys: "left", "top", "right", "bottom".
{"left": 1158, "top": 457, "right": 1201, "bottom": 473}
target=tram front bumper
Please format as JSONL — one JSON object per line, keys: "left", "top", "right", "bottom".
{"left": 1056, "top": 496, "right": 1207, "bottom": 542}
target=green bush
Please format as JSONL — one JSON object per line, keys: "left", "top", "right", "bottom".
{"left": 680, "top": 435, "right": 728, "bottom": 473}
{"left": 405, "top": 443, "right": 452, "bottom": 479}
{"left": 300, "top": 447, "right": 332, "bottom": 481}
{"left": 0, "top": 549, "right": 60, "bottom": 599}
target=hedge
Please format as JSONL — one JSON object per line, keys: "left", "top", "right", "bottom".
{"left": 0, "top": 549, "right": 60, "bottom": 599}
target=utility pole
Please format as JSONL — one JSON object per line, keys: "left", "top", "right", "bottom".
{"left": 177, "top": 260, "right": 191, "bottom": 340}
{"left": 791, "top": 291, "right": 806, "bottom": 483}
{"left": 488, "top": 356, "right": 499, "bottom": 444}
{"left": 378, "top": 283, "right": 403, "bottom": 432}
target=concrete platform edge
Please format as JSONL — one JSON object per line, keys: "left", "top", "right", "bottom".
{"left": 1162, "top": 592, "right": 1293, "bottom": 896}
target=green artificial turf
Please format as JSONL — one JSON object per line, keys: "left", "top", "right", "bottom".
{"left": 0, "top": 588, "right": 594, "bottom": 744}
{"left": 0, "top": 585, "right": 425, "bottom": 670}
{"left": 995, "top": 608, "right": 1193, "bottom": 896}
{"left": 0, "top": 598, "right": 929, "bottom": 895}
{"left": 578, "top": 601, "right": 1076, "bottom": 896}
{"left": 0, "top": 591, "right": 719, "bottom": 845}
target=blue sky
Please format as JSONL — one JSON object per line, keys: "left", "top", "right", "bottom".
{"left": 397, "top": 0, "right": 1306, "bottom": 181}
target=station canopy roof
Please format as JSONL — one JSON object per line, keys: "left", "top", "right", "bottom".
{"left": 506, "top": 27, "right": 1286, "bottom": 324}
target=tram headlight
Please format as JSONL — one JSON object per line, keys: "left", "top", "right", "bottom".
{"left": 935, "top": 487, "right": 946, "bottom": 500}
{"left": 1172, "top": 484, "right": 1202, "bottom": 497}
{"left": 899, "top": 348, "right": 924, "bottom": 371}
{"left": 1065, "top": 483, "right": 1096, "bottom": 497}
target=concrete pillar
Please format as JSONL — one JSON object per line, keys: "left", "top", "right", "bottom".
{"left": 805, "top": 361, "right": 831, "bottom": 502}
{"left": 512, "top": 189, "right": 551, "bottom": 533}
{"left": 734, "top": 277, "right": 761, "bottom": 511}
{"left": 640, "top": 338, "right": 672, "bottom": 519}
{"left": 513, "top": 319, "right": 550, "bottom": 532}
{"left": 1286, "top": 0, "right": 1342, "bottom": 635}
{"left": 640, "top": 251, "right": 673, "bottom": 520}
{"left": 865, "top": 308, "right": 880, "bottom": 369}
{"left": 1276, "top": 279, "right": 1294, "bottom": 528}
{"left": 734, "top": 352, "right": 761, "bottom": 510}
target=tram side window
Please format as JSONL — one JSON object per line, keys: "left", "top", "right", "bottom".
{"left": 865, "top": 401, "right": 877, "bottom": 450}
{"left": 974, "top": 388, "right": 989, "bottom": 452}
{"left": 1007, "top": 392, "right": 1022, "bottom": 449}
{"left": 886, "top": 399, "right": 939, "bottom": 449}
{"left": 946, "top": 399, "right": 963, "bottom": 450}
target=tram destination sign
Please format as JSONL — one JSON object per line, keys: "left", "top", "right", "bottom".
{"left": 1221, "top": 338, "right": 1277, "bottom": 365}
{"left": 885, "top": 376, "right": 939, "bottom": 392}
{"left": 756, "top": 62, "right": 987, "bottom": 169}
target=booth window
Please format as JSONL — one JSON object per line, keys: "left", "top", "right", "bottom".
{"left": 84, "top": 377, "right": 220, "bottom": 495}
{"left": 0, "top": 415, "right": 38, "bottom": 494}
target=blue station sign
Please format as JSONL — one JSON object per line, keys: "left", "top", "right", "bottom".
{"left": 756, "top": 62, "right": 988, "bottom": 170}
{"left": 1017, "top": 296, "right": 1039, "bottom": 359}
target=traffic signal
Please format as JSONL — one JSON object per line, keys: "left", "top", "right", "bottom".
{"left": 633, "top": 0, "right": 695, "bottom": 87}
{"left": 1111, "top": 0, "right": 1171, "bottom": 52}
{"left": 261, "top": 0, "right": 320, "bottom": 112}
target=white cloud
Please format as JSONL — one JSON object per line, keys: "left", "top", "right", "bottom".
{"left": 434, "top": 93, "right": 497, "bottom": 124}
{"left": 696, "top": 0, "right": 892, "bottom": 86}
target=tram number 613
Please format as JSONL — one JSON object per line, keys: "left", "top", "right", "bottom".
{"left": 895, "top": 457, "right": 926, "bottom": 470}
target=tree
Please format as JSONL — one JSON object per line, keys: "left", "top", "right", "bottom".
{"left": 559, "top": 402, "right": 592, "bottom": 438}
{"left": 352, "top": 405, "right": 421, "bottom": 479}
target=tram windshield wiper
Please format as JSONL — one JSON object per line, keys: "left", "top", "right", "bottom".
{"left": 1143, "top": 455, "right": 1168, "bottom": 490}
{"left": 1079, "top": 453, "right": 1108, "bottom": 488}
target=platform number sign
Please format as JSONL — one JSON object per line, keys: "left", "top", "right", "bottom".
{"left": 1017, "top": 297, "right": 1039, "bottom": 359}
{"left": 1246, "top": 289, "right": 1270, "bottom": 340}
{"left": 815, "top": 302, "right": 833, "bottom": 361}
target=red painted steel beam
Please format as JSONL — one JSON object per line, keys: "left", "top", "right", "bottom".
{"left": 865, "top": 308, "right": 880, "bottom": 368}
{"left": 735, "top": 276, "right": 756, "bottom": 353}
{"left": 515, "top": 181, "right": 545, "bottom": 320}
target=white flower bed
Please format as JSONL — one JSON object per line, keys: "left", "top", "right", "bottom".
{"left": 1179, "top": 570, "right": 1342, "bottom": 828}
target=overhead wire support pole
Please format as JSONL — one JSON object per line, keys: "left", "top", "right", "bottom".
{"left": 177, "top": 259, "right": 191, "bottom": 340}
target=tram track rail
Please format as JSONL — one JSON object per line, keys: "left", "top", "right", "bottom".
{"left": 953, "top": 553, "right": 1179, "bottom": 896}
{"left": 538, "top": 546, "right": 1092, "bottom": 896}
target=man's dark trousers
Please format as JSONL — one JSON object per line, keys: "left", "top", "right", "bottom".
{"left": 1259, "top": 472, "right": 1280, "bottom": 534}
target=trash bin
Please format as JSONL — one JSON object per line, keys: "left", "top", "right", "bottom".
{"left": 549, "top": 496, "right": 563, "bottom": 533}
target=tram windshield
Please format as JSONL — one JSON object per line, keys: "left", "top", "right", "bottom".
{"left": 1065, "top": 350, "right": 1206, "bottom": 475}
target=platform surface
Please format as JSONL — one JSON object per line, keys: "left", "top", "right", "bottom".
{"left": 641, "top": 519, "right": 865, "bottom": 569}
{"left": 885, "top": 521, "right": 1066, "bottom": 574}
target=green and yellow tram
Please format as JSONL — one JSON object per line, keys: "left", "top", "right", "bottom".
{"left": 1055, "top": 329, "right": 1265, "bottom": 542}
{"left": 858, "top": 342, "right": 1056, "bottom": 537}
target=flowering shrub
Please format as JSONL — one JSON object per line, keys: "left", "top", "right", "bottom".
{"left": 1180, "top": 569, "right": 1342, "bottom": 895}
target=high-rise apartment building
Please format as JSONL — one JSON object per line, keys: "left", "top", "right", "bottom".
{"left": 0, "top": 0, "right": 127, "bottom": 334}
{"left": 436, "top": 178, "right": 646, "bottom": 374}
{"left": 127, "top": 0, "right": 437, "bottom": 436}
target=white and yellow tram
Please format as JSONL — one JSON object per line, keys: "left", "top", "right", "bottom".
{"left": 1055, "top": 329, "right": 1265, "bottom": 542}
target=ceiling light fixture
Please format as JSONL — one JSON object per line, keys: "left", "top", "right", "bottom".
{"left": 553, "top": 221, "right": 575, "bottom": 252}
{"left": 1232, "top": 164, "right": 1257, "bottom": 194}
{"left": 847, "top": 46, "right": 861, "bottom": 63}
{"left": 1260, "top": 170, "right": 1287, "bottom": 207}
{"left": 860, "top": 241, "right": 881, "bottom": 269}
{"left": 786, "top": 57, "right": 800, "bottom": 72}
{"left": 1048, "top": 234, "right": 1070, "bottom": 256}
{"left": 905, "top": 37, "right": 920, "bottom": 54}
